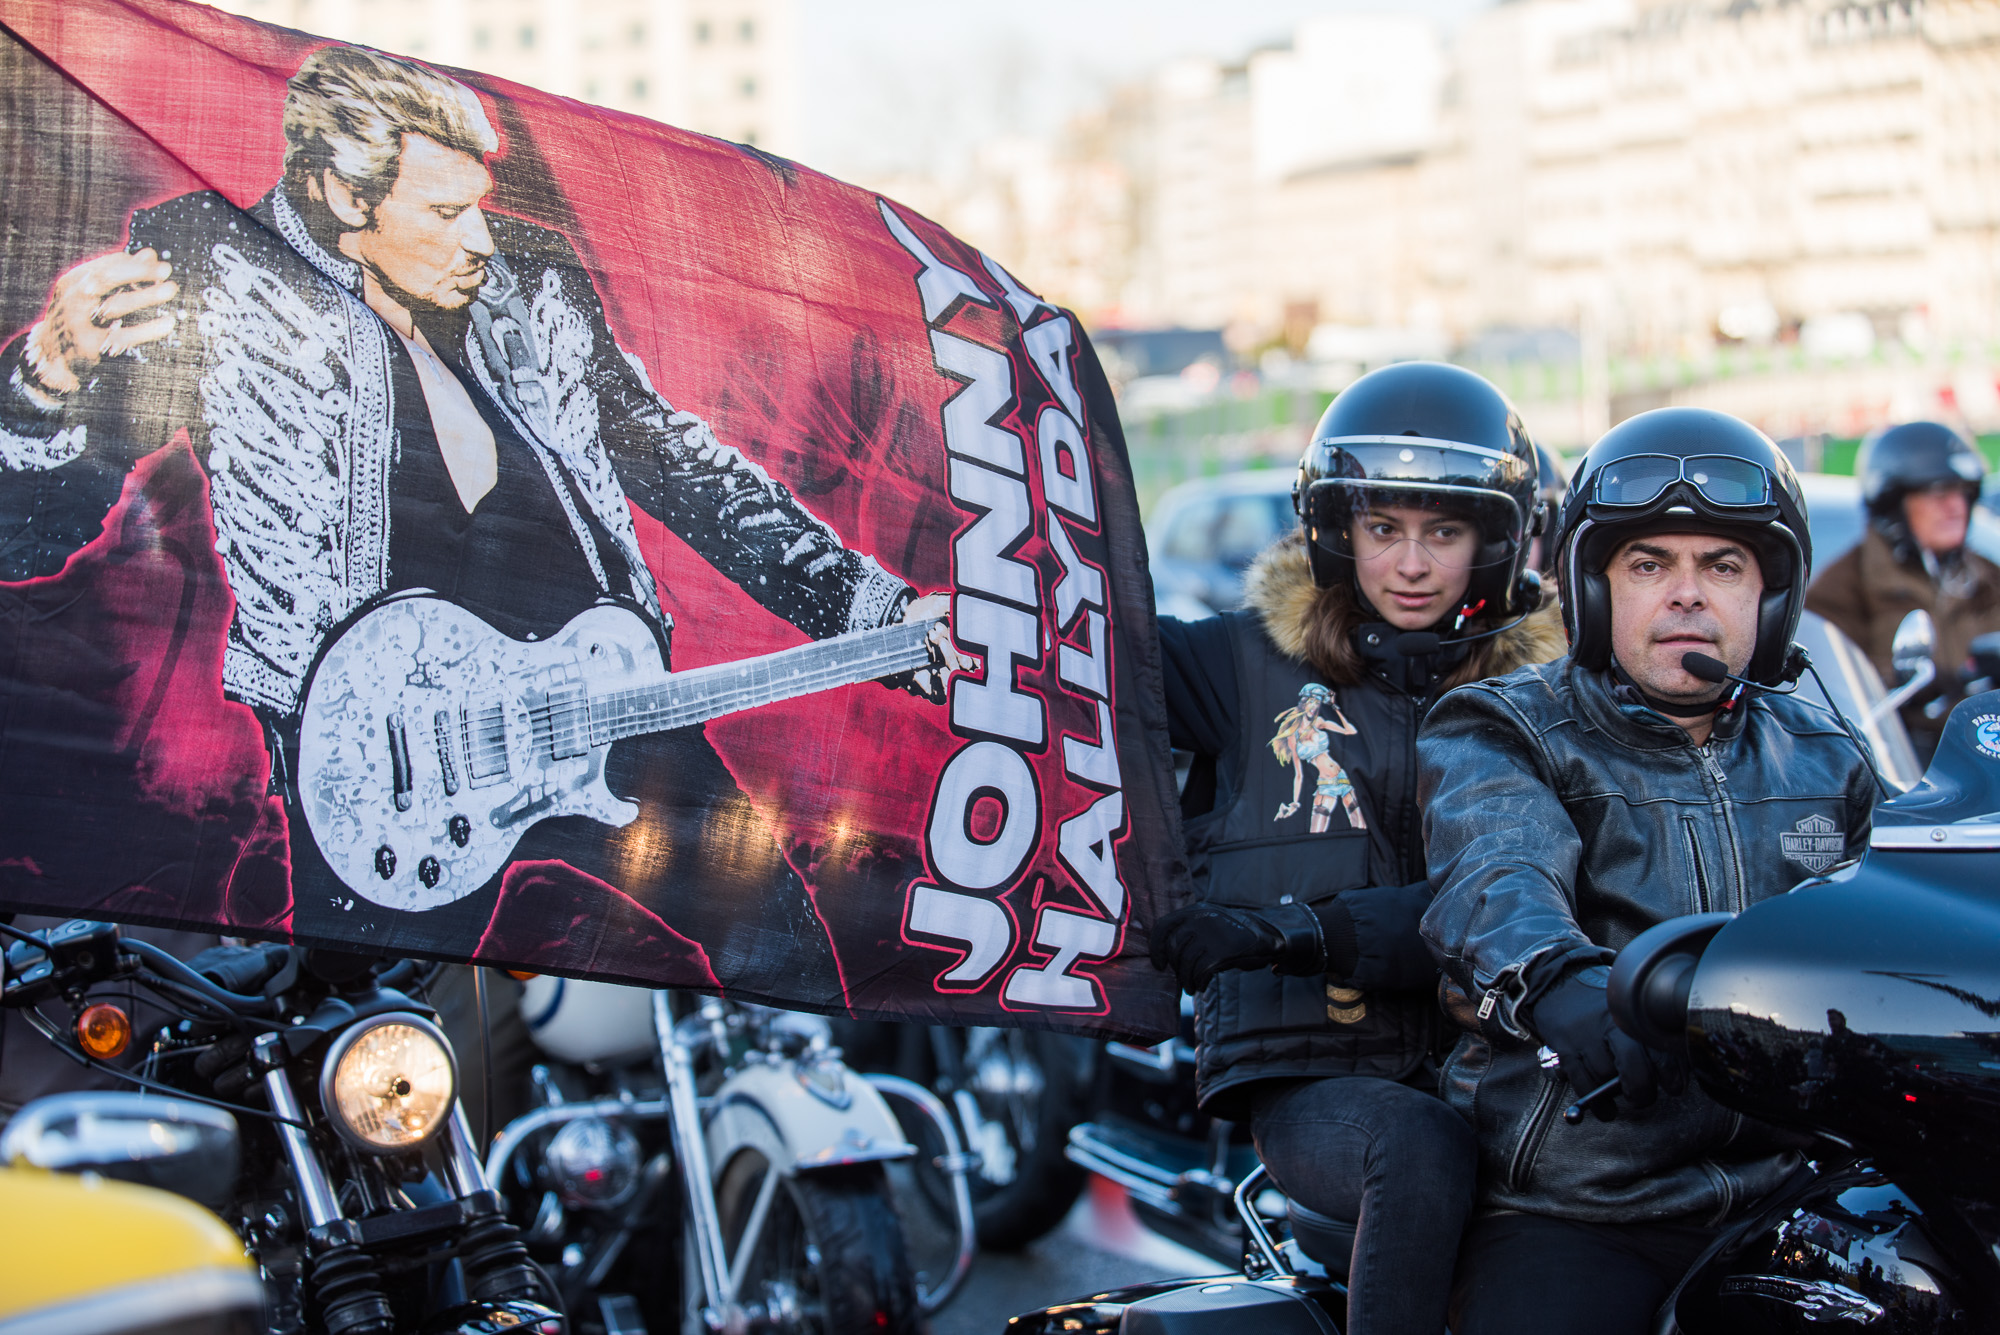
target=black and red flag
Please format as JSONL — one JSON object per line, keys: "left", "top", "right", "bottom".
{"left": 0, "top": 0, "right": 1182, "bottom": 1039}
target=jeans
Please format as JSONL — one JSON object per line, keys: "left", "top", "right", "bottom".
{"left": 1449, "top": 1212, "right": 1718, "bottom": 1335}
{"left": 1250, "top": 1075, "right": 1477, "bottom": 1335}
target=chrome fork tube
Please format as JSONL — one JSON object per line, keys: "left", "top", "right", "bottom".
{"left": 656, "top": 991, "right": 734, "bottom": 1321}
{"left": 440, "top": 1102, "right": 497, "bottom": 1198}
{"left": 258, "top": 1049, "right": 342, "bottom": 1230}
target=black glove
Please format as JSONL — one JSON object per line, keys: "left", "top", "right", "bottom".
{"left": 1527, "top": 971, "right": 1668, "bottom": 1120}
{"left": 1148, "top": 901, "right": 1325, "bottom": 994}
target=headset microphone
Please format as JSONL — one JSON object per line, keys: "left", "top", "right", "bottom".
{"left": 1680, "top": 652, "right": 1757, "bottom": 690}
{"left": 1682, "top": 649, "right": 1888, "bottom": 799}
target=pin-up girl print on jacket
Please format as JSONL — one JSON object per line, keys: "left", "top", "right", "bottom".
{"left": 1270, "top": 683, "right": 1366, "bottom": 832}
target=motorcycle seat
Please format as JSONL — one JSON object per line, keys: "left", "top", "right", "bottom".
{"left": 1286, "top": 1201, "right": 1355, "bottom": 1278}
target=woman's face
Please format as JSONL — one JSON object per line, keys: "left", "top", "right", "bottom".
{"left": 1351, "top": 505, "right": 1477, "bottom": 630}
{"left": 1302, "top": 695, "right": 1323, "bottom": 717}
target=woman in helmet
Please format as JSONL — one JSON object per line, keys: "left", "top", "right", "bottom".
{"left": 1806, "top": 420, "right": 2000, "bottom": 760}
{"left": 1149, "top": 362, "right": 1566, "bottom": 1335}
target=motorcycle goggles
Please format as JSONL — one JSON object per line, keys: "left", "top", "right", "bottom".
{"left": 1590, "top": 453, "right": 1773, "bottom": 510}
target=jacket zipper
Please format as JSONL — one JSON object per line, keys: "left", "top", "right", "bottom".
{"left": 1681, "top": 817, "right": 1712, "bottom": 915}
{"left": 1507, "top": 1071, "right": 1565, "bottom": 1193}
{"left": 1696, "top": 744, "right": 1746, "bottom": 912}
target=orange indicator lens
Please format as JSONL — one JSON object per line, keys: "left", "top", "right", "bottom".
{"left": 76, "top": 1002, "right": 132, "bottom": 1059}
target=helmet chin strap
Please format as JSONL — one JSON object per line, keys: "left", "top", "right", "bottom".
{"left": 1609, "top": 660, "right": 1741, "bottom": 718}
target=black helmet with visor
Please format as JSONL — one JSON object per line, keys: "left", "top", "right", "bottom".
{"left": 1554, "top": 407, "right": 1810, "bottom": 687}
{"left": 1858, "top": 420, "right": 1985, "bottom": 542}
{"left": 1294, "top": 362, "right": 1543, "bottom": 626}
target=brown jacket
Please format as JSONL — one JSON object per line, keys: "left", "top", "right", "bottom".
{"left": 1805, "top": 527, "right": 2000, "bottom": 749}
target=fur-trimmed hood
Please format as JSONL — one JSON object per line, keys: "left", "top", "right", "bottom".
{"left": 1243, "top": 531, "right": 1567, "bottom": 685}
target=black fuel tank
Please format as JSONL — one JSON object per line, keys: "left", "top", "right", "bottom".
{"left": 1685, "top": 692, "right": 2000, "bottom": 1195}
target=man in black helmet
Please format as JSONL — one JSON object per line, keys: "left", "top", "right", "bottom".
{"left": 1807, "top": 420, "right": 2000, "bottom": 760}
{"left": 1418, "top": 408, "right": 1877, "bottom": 1335}
{"left": 1148, "top": 363, "right": 1566, "bottom": 1335}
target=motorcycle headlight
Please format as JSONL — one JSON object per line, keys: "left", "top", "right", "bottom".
{"left": 318, "top": 1013, "right": 456, "bottom": 1153}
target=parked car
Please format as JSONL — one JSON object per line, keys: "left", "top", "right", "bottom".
{"left": 1146, "top": 470, "right": 1298, "bottom": 620}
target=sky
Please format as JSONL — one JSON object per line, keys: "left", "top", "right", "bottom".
{"left": 794, "top": 0, "right": 1494, "bottom": 181}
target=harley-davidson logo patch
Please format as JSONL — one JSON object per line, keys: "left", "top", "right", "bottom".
{"left": 1780, "top": 813, "right": 1845, "bottom": 874}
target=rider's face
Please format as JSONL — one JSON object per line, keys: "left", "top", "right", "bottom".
{"left": 1606, "top": 532, "right": 1764, "bottom": 704}
{"left": 1351, "top": 506, "right": 1476, "bottom": 631}
{"left": 1904, "top": 485, "right": 1971, "bottom": 556}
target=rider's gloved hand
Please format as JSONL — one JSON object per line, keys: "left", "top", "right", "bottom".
{"left": 1527, "top": 969, "right": 1663, "bottom": 1120}
{"left": 1149, "top": 901, "right": 1326, "bottom": 993}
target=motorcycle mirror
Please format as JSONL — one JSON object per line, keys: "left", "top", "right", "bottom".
{"left": 1606, "top": 912, "right": 1735, "bottom": 1051}
{"left": 0, "top": 1092, "right": 240, "bottom": 1208}
{"left": 1891, "top": 609, "right": 1936, "bottom": 682}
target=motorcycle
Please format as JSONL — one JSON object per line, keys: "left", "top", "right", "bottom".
{"left": 484, "top": 978, "right": 977, "bottom": 1334}
{"left": 0, "top": 1097, "right": 265, "bottom": 1335}
{"left": 0, "top": 927, "right": 562, "bottom": 1334}
{"left": 1011, "top": 620, "right": 1978, "bottom": 1335}
{"left": 1604, "top": 689, "right": 2000, "bottom": 1332}
{"left": 835, "top": 1021, "right": 1095, "bottom": 1251}
{"left": 1061, "top": 994, "right": 1264, "bottom": 1267}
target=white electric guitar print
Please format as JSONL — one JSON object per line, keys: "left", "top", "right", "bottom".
{"left": 296, "top": 593, "right": 941, "bottom": 912}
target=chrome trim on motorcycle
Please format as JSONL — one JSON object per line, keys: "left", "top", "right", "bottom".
{"left": 1869, "top": 821, "right": 2000, "bottom": 849}
{"left": 1717, "top": 1275, "right": 1888, "bottom": 1323}
{"left": 722, "top": 1157, "right": 784, "bottom": 1305}
{"left": 255, "top": 1038, "right": 342, "bottom": 1230}
{"left": 441, "top": 1102, "right": 499, "bottom": 1198}
{"left": 1064, "top": 1123, "right": 1184, "bottom": 1214}
{"left": 1233, "top": 1165, "right": 1291, "bottom": 1280}
{"left": 484, "top": 1096, "right": 672, "bottom": 1191}
{"left": 655, "top": 990, "right": 735, "bottom": 1330}
{"left": 864, "top": 1072, "right": 977, "bottom": 1316}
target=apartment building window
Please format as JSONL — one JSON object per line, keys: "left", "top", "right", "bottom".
{"left": 632, "top": 77, "right": 648, "bottom": 101}
{"left": 519, "top": 24, "right": 535, "bottom": 49}
{"left": 695, "top": 20, "right": 711, "bottom": 43}
{"left": 740, "top": 18, "right": 755, "bottom": 42}
{"left": 740, "top": 76, "right": 756, "bottom": 99}
{"left": 630, "top": 22, "right": 645, "bottom": 44}
{"left": 473, "top": 26, "right": 490, "bottom": 50}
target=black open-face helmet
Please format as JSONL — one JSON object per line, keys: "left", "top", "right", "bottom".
{"left": 1859, "top": 420, "right": 1985, "bottom": 529}
{"left": 1555, "top": 407, "right": 1810, "bottom": 686}
{"left": 1293, "top": 362, "right": 1543, "bottom": 621}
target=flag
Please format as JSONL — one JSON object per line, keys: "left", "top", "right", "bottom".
{"left": 0, "top": 0, "right": 1182, "bottom": 1039}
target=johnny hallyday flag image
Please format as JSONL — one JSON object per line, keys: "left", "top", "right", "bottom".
{"left": 0, "top": 0, "right": 1183, "bottom": 1039}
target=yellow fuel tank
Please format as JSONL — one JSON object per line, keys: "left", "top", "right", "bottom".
{"left": 0, "top": 1166, "right": 262, "bottom": 1334}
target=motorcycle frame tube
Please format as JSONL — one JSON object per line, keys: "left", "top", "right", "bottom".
{"left": 655, "top": 990, "right": 735, "bottom": 1325}
{"left": 484, "top": 1097, "right": 672, "bottom": 1191}
{"left": 260, "top": 1062, "right": 342, "bottom": 1229}
{"left": 1233, "top": 1164, "right": 1292, "bottom": 1279}
{"left": 864, "top": 1072, "right": 977, "bottom": 1316}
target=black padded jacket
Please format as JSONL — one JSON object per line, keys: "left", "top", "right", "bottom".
{"left": 1162, "top": 535, "right": 1565, "bottom": 1118}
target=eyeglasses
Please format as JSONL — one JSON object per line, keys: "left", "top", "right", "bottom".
{"left": 1592, "top": 454, "right": 1772, "bottom": 509}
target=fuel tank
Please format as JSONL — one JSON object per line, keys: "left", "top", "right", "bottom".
{"left": 1685, "top": 691, "right": 2000, "bottom": 1195}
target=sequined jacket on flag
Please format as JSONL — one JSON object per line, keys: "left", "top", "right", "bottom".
{"left": 0, "top": 185, "right": 908, "bottom": 717}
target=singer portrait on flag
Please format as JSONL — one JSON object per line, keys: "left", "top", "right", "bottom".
{"left": 0, "top": 43, "right": 969, "bottom": 1005}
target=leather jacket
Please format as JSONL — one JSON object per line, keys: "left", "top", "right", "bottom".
{"left": 1418, "top": 657, "right": 1876, "bottom": 1223}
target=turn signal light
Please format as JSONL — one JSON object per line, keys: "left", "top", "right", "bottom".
{"left": 505, "top": 970, "right": 539, "bottom": 981}
{"left": 76, "top": 1002, "right": 132, "bottom": 1059}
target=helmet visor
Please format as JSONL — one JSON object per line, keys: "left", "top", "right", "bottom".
{"left": 1591, "top": 453, "right": 1772, "bottom": 509}
{"left": 1305, "top": 479, "right": 1525, "bottom": 570}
